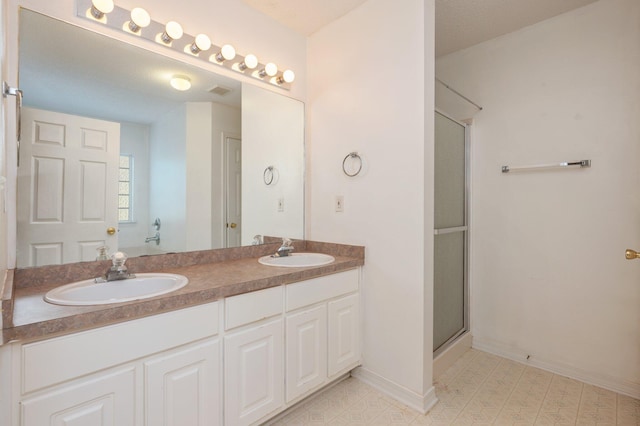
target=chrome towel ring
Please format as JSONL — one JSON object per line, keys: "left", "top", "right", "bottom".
{"left": 264, "top": 166, "right": 274, "bottom": 185}
{"left": 342, "top": 152, "right": 362, "bottom": 177}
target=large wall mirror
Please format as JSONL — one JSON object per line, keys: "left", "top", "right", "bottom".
{"left": 16, "top": 9, "right": 304, "bottom": 267}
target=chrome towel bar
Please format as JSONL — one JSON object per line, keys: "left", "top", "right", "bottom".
{"left": 502, "top": 160, "right": 591, "bottom": 173}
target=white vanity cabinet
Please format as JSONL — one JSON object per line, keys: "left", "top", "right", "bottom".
{"left": 21, "top": 366, "right": 136, "bottom": 426}
{"left": 223, "top": 286, "right": 285, "bottom": 426}
{"left": 14, "top": 302, "right": 221, "bottom": 426}
{"left": 144, "top": 338, "right": 221, "bottom": 426}
{"left": 328, "top": 293, "right": 360, "bottom": 377}
{"left": 2, "top": 267, "right": 361, "bottom": 426}
{"left": 284, "top": 268, "right": 360, "bottom": 403}
{"left": 285, "top": 304, "right": 328, "bottom": 402}
{"left": 223, "top": 268, "right": 361, "bottom": 425}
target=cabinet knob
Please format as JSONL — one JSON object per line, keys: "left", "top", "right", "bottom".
{"left": 625, "top": 249, "right": 640, "bottom": 260}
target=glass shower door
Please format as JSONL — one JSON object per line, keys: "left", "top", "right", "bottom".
{"left": 433, "top": 111, "right": 468, "bottom": 354}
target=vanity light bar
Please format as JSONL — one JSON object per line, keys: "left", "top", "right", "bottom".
{"left": 78, "top": 0, "right": 294, "bottom": 90}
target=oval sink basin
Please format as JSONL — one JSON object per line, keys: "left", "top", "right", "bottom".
{"left": 258, "top": 253, "right": 335, "bottom": 268}
{"left": 44, "top": 273, "right": 188, "bottom": 306}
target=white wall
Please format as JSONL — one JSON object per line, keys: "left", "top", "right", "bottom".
{"left": 436, "top": 0, "right": 640, "bottom": 398}
{"left": 185, "top": 102, "right": 213, "bottom": 251}
{"left": 242, "top": 84, "right": 305, "bottom": 246}
{"left": 307, "top": 0, "right": 437, "bottom": 412}
{"left": 150, "top": 105, "right": 187, "bottom": 253}
{"left": 118, "top": 122, "right": 150, "bottom": 250}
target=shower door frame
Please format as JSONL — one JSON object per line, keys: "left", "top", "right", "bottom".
{"left": 433, "top": 109, "right": 470, "bottom": 357}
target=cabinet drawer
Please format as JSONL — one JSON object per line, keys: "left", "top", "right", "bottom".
{"left": 225, "top": 286, "right": 283, "bottom": 330}
{"left": 286, "top": 269, "right": 359, "bottom": 312}
{"left": 22, "top": 302, "right": 219, "bottom": 394}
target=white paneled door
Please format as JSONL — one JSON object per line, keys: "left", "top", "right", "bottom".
{"left": 225, "top": 136, "right": 242, "bottom": 248}
{"left": 17, "top": 108, "right": 120, "bottom": 267}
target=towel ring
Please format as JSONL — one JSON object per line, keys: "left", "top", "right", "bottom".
{"left": 342, "top": 152, "right": 362, "bottom": 177}
{"left": 264, "top": 166, "right": 274, "bottom": 185}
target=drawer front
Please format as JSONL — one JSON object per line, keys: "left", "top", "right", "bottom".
{"left": 22, "top": 302, "right": 219, "bottom": 394}
{"left": 225, "top": 286, "right": 283, "bottom": 330}
{"left": 286, "top": 269, "right": 359, "bottom": 312}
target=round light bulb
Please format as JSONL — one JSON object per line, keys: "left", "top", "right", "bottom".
{"left": 170, "top": 75, "right": 191, "bottom": 91}
{"left": 243, "top": 54, "right": 258, "bottom": 70}
{"left": 191, "top": 34, "right": 211, "bottom": 53}
{"left": 220, "top": 44, "right": 236, "bottom": 61}
{"left": 282, "top": 69, "right": 295, "bottom": 83}
{"left": 129, "top": 7, "right": 150, "bottom": 32}
{"left": 90, "top": 0, "right": 114, "bottom": 18}
{"left": 264, "top": 62, "right": 278, "bottom": 77}
{"left": 164, "top": 21, "right": 183, "bottom": 41}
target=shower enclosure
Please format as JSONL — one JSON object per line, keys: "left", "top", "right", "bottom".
{"left": 433, "top": 111, "right": 469, "bottom": 355}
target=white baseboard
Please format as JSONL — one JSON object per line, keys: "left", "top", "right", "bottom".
{"left": 433, "top": 332, "right": 473, "bottom": 379}
{"left": 352, "top": 367, "right": 438, "bottom": 414}
{"left": 472, "top": 336, "right": 640, "bottom": 400}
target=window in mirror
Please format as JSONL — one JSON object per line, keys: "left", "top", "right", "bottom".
{"left": 118, "top": 154, "right": 134, "bottom": 222}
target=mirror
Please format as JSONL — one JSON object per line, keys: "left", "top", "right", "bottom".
{"left": 16, "top": 9, "right": 304, "bottom": 267}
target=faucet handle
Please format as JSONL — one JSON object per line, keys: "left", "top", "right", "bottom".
{"left": 282, "top": 237, "right": 292, "bottom": 247}
{"left": 111, "top": 251, "right": 128, "bottom": 268}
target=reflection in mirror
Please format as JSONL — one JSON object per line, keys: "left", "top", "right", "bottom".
{"left": 16, "top": 10, "right": 304, "bottom": 267}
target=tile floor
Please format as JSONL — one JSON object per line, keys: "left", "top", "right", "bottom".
{"left": 268, "top": 349, "right": 640, "bottom": 425}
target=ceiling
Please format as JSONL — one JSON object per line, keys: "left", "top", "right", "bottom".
{"left": 241, "top": 0, "right": 600, "bottom": 57}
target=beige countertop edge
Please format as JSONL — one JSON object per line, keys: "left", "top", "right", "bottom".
{"left": 1, "top": 270, "right": 15, "bottom": 328}
{"left": 2, "top": 256, "right": 363, "bottom": 345}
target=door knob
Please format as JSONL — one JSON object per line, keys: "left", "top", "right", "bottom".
{"left": 625, "top": 249, "right": 640, "bottom": 260}
{"left": 229, "top": 223, "right": 237, "bottom": 229}
{"left": 107, "top": 227, "right": 117, "bottom": 235}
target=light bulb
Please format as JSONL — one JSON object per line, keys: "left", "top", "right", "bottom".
{"left": 170, "top": 75, "right": 191, "bottom": 91}
{"left": 276, "top": 69, "right": 295, "bottom": 85}
{"left": 90, "top": 0, "right": 114, "bottom": 19}
{"left": 161, "top": 21, "right": 183, "bottom": 43}
{"left": 129, "top": 7, "right": 150, "bottom": 33}
{"left": 259, "top": 62, "right": 278, "bottom": 78}
{"left": 214, "top": 44, "right": 236, "bottom": 62}
{"left": 190, "top": 34, "right": 211, "bottom": 54}
{"left": 239, "top": 54, "right": 258, "bottom": 71}
{"left": 222, "top": 45, "right": 236, "bottom": 61}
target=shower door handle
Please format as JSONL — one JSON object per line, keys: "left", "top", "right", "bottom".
{"left": 625, "top": 249, "right": 640, "bottom": 260}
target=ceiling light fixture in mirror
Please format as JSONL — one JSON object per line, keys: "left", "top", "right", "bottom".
{"left": 78, "top": 0, "right": 295, "bottom": 89}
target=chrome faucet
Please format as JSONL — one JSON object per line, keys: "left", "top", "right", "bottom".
{"left": 145, "top": 232, "right": 160, "bottom": 245}
{"left": 275, "top": 238, "right": 294, "bottom": 257}
{"left": 95, "top": 252, "right": 135, "bottom": 283}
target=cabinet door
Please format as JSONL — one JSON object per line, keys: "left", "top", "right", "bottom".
{"left": 145, "top": 338, "right": 221, "bottom": 426}
{"left": 285, "top": 305, "right": 327, "bottom": 402}
{"left": 328, "top": 294, "right": 360, "bottom": 377}
{"left": 224, "top": 319, "right": 284, "bottom": 426}
{"left": 21, "top": 367, "right": 135, "bottom": 426}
